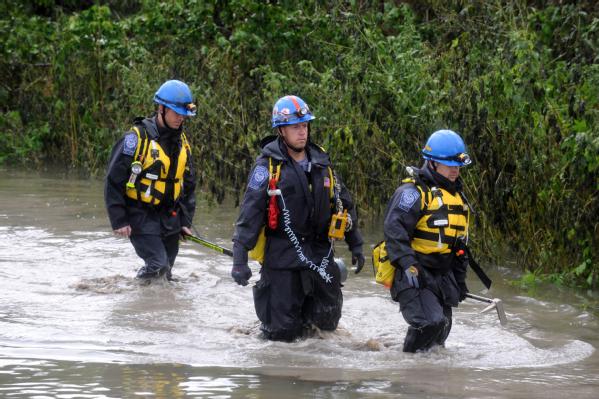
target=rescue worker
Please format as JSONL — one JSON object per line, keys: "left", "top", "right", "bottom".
{"left": 231, "top": 95, "right": 365, "bottom": 341}
{"left": 384, "top": 129, "right": 472, "bottom": 352}
{"left": 104, "top": 79, "right": 197, "bottom": 280}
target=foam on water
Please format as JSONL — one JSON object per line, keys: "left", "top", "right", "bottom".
{"left": 0, "top": 225, "right": 595, "bottom": 375}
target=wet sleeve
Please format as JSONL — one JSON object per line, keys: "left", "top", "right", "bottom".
{"left": 232, "top": 241, "right": 249, "bottom": 267}
{"left": 179, "top": 151, "right": 197, "bottom": 227}
{"left": 453, "top": 252, "right": 468, "bottom": 285}
{"left": 383, "top": 183, "right": 422, "bottom": 271}
{"left": 232, "top": 159, "right": 269, "bottom": 250}
{"left": 104, "top": 136, "right": 133, "bottom": 230}
{"left": 335, "top": 171, "right": 364, "bottom": 251}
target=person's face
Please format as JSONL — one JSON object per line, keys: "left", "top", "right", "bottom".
{"left": 161, "top": 106, "right": 187, "bottom": 129}
{"left": 435, "top": 163, "right": 460, "bottom": 182}
{"left": 280, "top": 122, "right": 308, "bottom": 150}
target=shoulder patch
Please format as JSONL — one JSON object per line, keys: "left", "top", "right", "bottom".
{"left": 398, "top": 188, "right": 420, "bottom": 212}
{"left": 122, "top": 133, "right": 138, "bottom": 156}
{"left": 247, "top": 165, "right": 269, "bottom": 190}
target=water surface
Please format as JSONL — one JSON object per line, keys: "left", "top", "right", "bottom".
{"left": 0, "top": 169, "right": 597, "bottom": 398}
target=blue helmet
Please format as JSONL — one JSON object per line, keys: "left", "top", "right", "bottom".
{"left": 422, "top": 129, "right": 472, "bottom": 166}
{"left": 271, "top": 95, "right": 315, "bottom": 128}
{"left": 154, "top": 80, "right": 197, "bottom": 116}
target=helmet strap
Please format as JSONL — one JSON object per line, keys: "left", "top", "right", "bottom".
{"left": 287, "top": 143, "right": 304, "bottom": 153}
{"left": 426, "top": 160, "right": 438, "bottom": 171}
{"left": 277, "top": 125, "right": 310, "bottom": 154}
{"left": 159, "top": 105, "right": 179, "bottom": 131}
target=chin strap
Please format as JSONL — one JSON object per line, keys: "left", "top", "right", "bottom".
{"left": 160, "top": 106, "right": 179, "bottom": 130}
{"left": 286, "top": 142, "right": 304, "bottom": 153}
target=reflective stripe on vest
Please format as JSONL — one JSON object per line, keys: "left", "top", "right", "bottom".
{"left": 125, "top": 126, "right": 190, "bottom": 205}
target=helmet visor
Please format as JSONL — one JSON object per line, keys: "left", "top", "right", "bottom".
{"left": 425, "top": 152, "right": 472, "bottom": 166}
{"left": 155, "top": 95, "right": 197, "bottom": 116}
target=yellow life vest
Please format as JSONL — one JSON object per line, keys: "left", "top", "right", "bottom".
{"left": 406, "top": 178, "right": 470, "bottom": 254}
{"left": 125, "top": 125, "right": 191, "bottom": 206}
{"left": 371, "top": 178, "right": 470, "bottom": 288}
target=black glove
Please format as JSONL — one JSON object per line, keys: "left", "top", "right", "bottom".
{"left": 231, "top": 264, "right": 252, "bottom": 286}
{"left": 458, "top": 281, "right": 469, "bottom": 302}
{"left": 351, "top": 247, "right": 365, "bottom": 274}
{"left": 404, "top": 264, "right": 426, "bottom": 289}
{"left": 232, "top": 241, "right": 251, "bottom": 286}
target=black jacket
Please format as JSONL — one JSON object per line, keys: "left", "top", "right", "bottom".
{"left": 383, "top": 163, "right": 463, "bottom": 272}
{"left": 385, "top": 164, "right": 467, "bottom": 306}
{"left": 233, "top": 136, "right": 363, "bottom": 270}
{"left": 104, "top": 116, "right": 196, "bottom": 236}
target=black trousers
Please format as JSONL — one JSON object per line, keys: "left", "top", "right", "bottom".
{"left": 130, "top": 233, "right": 180, "bottom": 276}
{"left": 253, "top": 265, "right": 343, "bottom": 342}
{"left": 400, "top": 287, "right": 452, "bottom": 353}
{"left": 391, "top": 267, "right": 459, "bottom": 353}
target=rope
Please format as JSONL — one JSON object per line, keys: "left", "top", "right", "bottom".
{"left": 276, "top": 191, "right": 334, "bottom": 283}
{"left": 332, "top": 169, "right": 353, "bottom": 231}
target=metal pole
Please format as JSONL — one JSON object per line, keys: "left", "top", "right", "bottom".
{"left": 465, "top": 293, "right": 508, "bottom": 326}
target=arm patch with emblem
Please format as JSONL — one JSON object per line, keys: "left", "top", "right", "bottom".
{"left": 122, "top": 133, "right": 138, "bottom": 156}
{"left": 247, "top": 165, "right": 269, "bottom": 190}
{"left": 398, "top": 188, "right": 420, "bottom": 212}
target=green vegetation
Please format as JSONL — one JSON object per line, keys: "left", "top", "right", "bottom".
{"left": 1, "top": 1, "right": 597, "bottom": 288}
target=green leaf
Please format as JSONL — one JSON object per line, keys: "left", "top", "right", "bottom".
{"left": 574, "top": 261, "right": 587, "bottom": 276}
{"left": 573, "top": 119, "right": 588, "bottom": 133}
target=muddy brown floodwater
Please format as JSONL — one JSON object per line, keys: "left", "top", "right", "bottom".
{"left": 0, "top": 169, "right": 597, "bottom": 398}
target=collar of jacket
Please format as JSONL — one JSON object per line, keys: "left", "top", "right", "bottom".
{"left": 260, "top": 135, "right": 331, "bottom": 167}
{"left": 133, "top": 116, "right": 182, "bottom": 142}
{"left": 131, "top": 116, "right": 159, "bottom": 140}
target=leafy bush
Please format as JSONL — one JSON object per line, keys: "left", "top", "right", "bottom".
{"left": 0, "top": 0, "right": 597, "bottom": 287}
